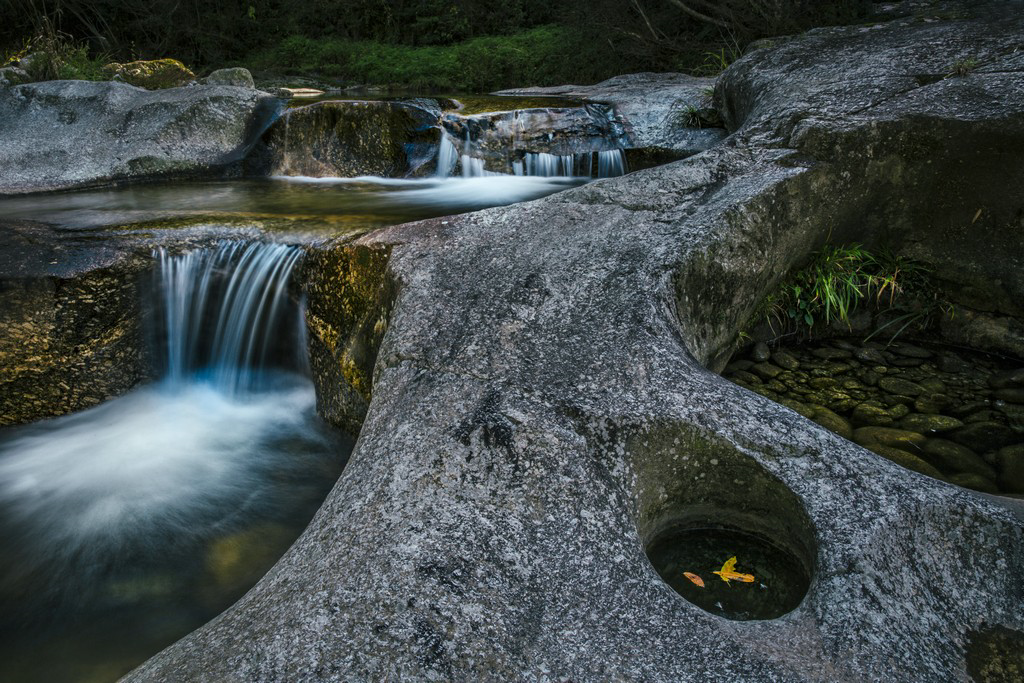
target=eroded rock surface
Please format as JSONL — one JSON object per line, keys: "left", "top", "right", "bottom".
{"left": 0, "top": 221, "right": 151, "bottom": 425}
{"left": 0, "top": 80, "right": 283, "bottom": 194}
{"left": 121, "top": 3, "right": 1023, "bottom": 681}
{"left": 496, "top": 72, "right": 727, "bottom": 155}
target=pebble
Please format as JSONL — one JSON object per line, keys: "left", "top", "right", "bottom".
{"left": 921, "top": 439, "right": 995, "bottom": 479}
{"left": 771, "top": 350, "right": 800, "bottom": 371}
{"left": 878, "top": 377, "right": 925, "bottom": 397}
{"left": 723, "top": 336, "right": 1024, "bottom": 494}
{"left": 950, "top": 422, "right": 1017, "bottom": 453}
{"left": 751, "top": 362, "right": 783, "bottom": 380}
{"left": 899, "top": 413, "right": 963, "bottom": 434}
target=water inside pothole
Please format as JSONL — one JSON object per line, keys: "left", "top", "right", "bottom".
{"left": 648, "top": 526, "right": 811, "bottom": 621}
{"left": 723, "top": 337, "right": 1024, "bottom": 496}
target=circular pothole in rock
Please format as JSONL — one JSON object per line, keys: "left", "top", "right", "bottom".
{"left": 630, "top": 425, "right": 817, "bottom": 622}
{"left": 647, "top": 525, "right": 811, "bottom": 621}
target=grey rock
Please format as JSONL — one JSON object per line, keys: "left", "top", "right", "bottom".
{"left": 0, "top": 80, "right": 283, "bottom": 194}
{"left": 496, "top": 73, "right": 727, "bottom": 155}
{"left": 124, "top": 6, "right": 1024, "bottom": 682}
{"left": 0, "top": 66, "right": 30, "bottom": 88}
{"left": 259, "top": 100, "right": 442, "bottom": 178}
{"left": 203, "top": 67, "right": 255, "bottom": 88}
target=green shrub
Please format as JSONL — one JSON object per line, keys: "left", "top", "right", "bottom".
{"left": 248, "top": 25, "right": 576, "bottom": 91}
{"left": 756, "top": 244, "right": 952, "bottom": 341}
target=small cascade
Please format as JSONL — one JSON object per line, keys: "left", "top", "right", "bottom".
{"left": 435, "top": 131, "right": 458, "bottom": 178}
{"left": 597, "top": 149, "right": 627, "bottom": 178}
{"left": 437, "top": 130, "right": 628, "bottom": 180}
{"left": 156, "top": 241, "right": 304, "bottom": 394}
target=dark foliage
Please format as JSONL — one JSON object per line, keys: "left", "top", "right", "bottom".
{"left": 1, "top": 0, "right": 872, "bottom": 86}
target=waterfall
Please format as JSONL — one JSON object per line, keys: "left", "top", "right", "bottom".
{"left": 597, "top": 149, "right": 627, "bottom": 178}
{"left": 155, "top": 241, "right": 304, "bottom": 395}
{"left": 435, "top": 131, "right": 458, "bottom": 178}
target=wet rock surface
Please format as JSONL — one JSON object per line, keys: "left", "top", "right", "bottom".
{"left": 495, "top": 72, "right": 727, "bottom": 155}
{"left": 0, "top": 221, "right": 151, "bottom": 425}
{"left": 258, "top": 100, "right": 442, "bottom": 178}
{"left": 725, "top": 337, "right": 1024, "bottom": 494}
{"left": 0, "top": 80, "right": 283, "bottom": 194}
{"left": 124, "top": 3, "right": 1024, "bottom": 682}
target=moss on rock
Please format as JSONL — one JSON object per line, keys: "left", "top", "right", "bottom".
{"left": 103, "top": 59, "right": 195, "bottom": 89}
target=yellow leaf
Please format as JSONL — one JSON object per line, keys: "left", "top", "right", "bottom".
{"left": 712, "top": 556, "right": 755, "bottom": 584}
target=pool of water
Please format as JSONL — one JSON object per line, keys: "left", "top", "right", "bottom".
{"left": 647, "top": 526, "right": 811, "bottom": 621}
{"left": 0, "top": 373, "right": 350, "bottom": 683}
{"left": 0, "top": 175, "right": 586, "bottom": 234}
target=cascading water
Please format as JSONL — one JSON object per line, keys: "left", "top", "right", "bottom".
{"left": 157, "top": 241, "right": 304, "bottom": 394}
{"left": 438, "top": 128, "right": 628, "bottom": 179}
{"left": 0, "top": 241, "right": 349, "bottom": 683}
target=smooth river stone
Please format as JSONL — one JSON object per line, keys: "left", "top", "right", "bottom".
{"left": 879, "top": 377, "right": 925, "bottom": 397}
{"left": 851, "top": 403, "right": 894, "bottom": 427}
{"left": 899, "top": 413, "right": 963, "bottom": 434}
{"left": 865, "top": 444, "right": 943, "bottom": 480}
{"left": 950, "top": 422, "right": 1018, "bottom": 453}
{"left": 771, "top": 350, "right": 800, "bottom": 371}
{"left": 996, "top": 444, "right": 1024, "bottom": 493}
{"left": 751, "top": 362, "right": 783, "bottom": 380}
{"left": 914, "top": 393, "right": 950, "bottom": 414}
{"left": 988, "top": 367, "right": 1024, "bottom": 390}
{"left": 994, "top": 388, "right": 1024, "bottom": 404}
{"left": 853, "top": 426, "right": 927, "bottom": 450}
{"left": 947, "top": 473, "right": 1000, "bottom": 494}
{"left": 921, "top": 439, "right": 997, "bottom": 480}
{"left": 751, "top": 341, "right": 771, "bottom": 362}
{"left": 809, "top": 406, "right": 853, "bottom": 440}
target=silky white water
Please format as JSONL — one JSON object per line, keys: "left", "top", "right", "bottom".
{"left": 0, "top": 242, "right": 348, "bottom": 683}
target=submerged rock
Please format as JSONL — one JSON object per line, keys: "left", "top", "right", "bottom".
{"left": 0, "top": 80, "right": 283, "bottom": 194}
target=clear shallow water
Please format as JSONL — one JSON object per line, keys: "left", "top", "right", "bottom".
{"left": 0, "top": 174, "right": 586, "bottom": 233}
{"left": 0, "top": 374, "right": 350, "bottom": 683}
{"left": 647, "top": 527, "right": 811, "bottom": 621}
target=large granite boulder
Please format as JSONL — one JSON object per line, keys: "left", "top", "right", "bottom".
{"left": 113, "top": 3, "right": 1021, "bottom": 681}
{"left": 257, "top": 100, "right": 442, "bottom": 178}
{"left": 0, "top": 80, "right": 283, "bottom": 194}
